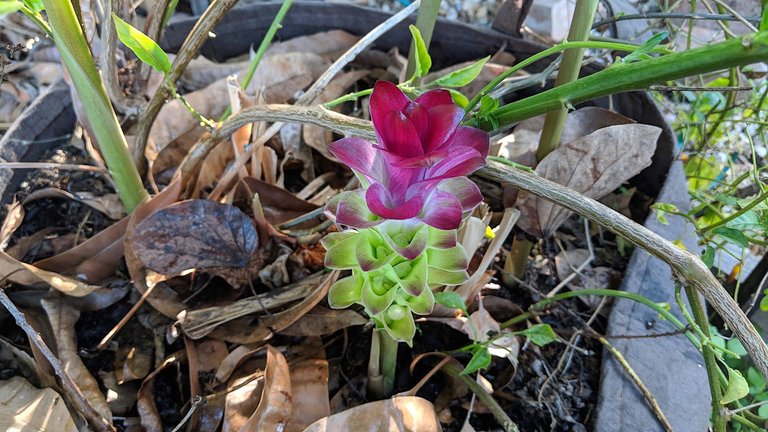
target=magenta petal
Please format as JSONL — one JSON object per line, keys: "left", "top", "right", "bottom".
{"left": 370, "top": 81, "right": 410, "bottom": 133}
{"left": 419, "top": 190, "right": 463, "bottom": 230}
{"left": 424, "top": 105, "right": 464, "bottom": 152}
{"left": 426, "top": 147, "right": 485, "bottom": 179}
{"left": 415, "top": 89, "right": 454, "bottom": 109}
{"left": 442, "top": 126, "right": 490, "bottom": 158}
{"left": 436, "top": 177, "right": 483, "bottom": 212}
{"left": 377, "top": 111, "right": 423, "bottom": 158}
{"left": 366, "top": 183, "right": 423, "bottom": 220}
{"left": 403, "top": 102, "right": 429, "bottom": 145}
{"left": 328, "top": 137, "right": 383, "bottom": 181}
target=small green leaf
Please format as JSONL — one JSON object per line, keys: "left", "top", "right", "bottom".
{"left": 435, "top": 291, "right": 468, "bottom": 314}
{"left": 721, "top": 366, "right": 749, "bottom": 404}
{"left": 761, "top": 5, "right": 768, "bottom": 32}
{"left": 761, "top": 295, "right": 768, "bottom": 312}
{"left": 429, "top": 56, "right": 490, "bottom": 88}
{"left": 0, "top": 0, "right": 22, "bottom": 15}
{"left": 713, "top": 226, "right": 750, "bottom": 249}
{"left": 22, "top": 0, "right": 41, "bottom": 12}
{"left": 478, "top": 95, "right": 499, "bottom": 116}
{"left": 113, "top": 14, "right": 171, "bottom": 74}
{"left": 651, "top": 202, "right": 679, "bottom": 225}
{"left": 461, "top": 346, "right": 491, "bottom": 375}
{"left": 702, "top": 246, "right": 716, "bottom": 268}
{"left": 759, "top": 403, "right": 768, "bottom": 419}
{"left": 621, "top": 31, "right": 668, "bottom": 64}
{"left": 447, "top": 89, "right": 469, "bottom": 108}
{"left": 408, "top": 25, "right": 432, "bottom": 79}
{"left": 515, "top": 324, "right": 557, "bottom": 346}
{"left": 747, "top": 366, "right": 766, "bottom": 394}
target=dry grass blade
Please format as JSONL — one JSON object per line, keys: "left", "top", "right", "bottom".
{"left": 278, "top": 306, "right": 367, "bottom": 337}
{"left": 0, "top": 250, "right": 101, "bottom": 296}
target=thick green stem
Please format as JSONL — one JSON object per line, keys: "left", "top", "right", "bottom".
{"left": 368, "top": 330, "right": 399, "bottom": 398}
{"left": 536, "top": 0, "right": 599, "bottom": 161}
{"left": 463, "top": 40, "right": 671, "bottom": 116}
{"left": 684, "top": 286, "right": 726, "bottom": 431}
{"left": 484, "top": 32, "right": 768, "bottom": 130}
{"left": 405, "top": 0, "right": 441, "bottom": 81}
{"left": 41, "top": 0, "right": 148, "bottom": 211}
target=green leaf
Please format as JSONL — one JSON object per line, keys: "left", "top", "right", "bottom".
{"left": 761, "top": 295, "right": 768, "bottom": 312}
{"left": 759, "top": 403, "right": 768, "bottom": 419}
{"left": 0, "top": 0, "right": 22, "bottom": 15}
{"left": 113, "top": 14, "right": 171, "bottom": 74}
{"left": 747, "top": 366, "right": 766, "bottom": 394}
{"left": 434, "top": 291, "right": 468, "bottom": 314}
{"left": 22, "top": 0, "right": 41, "bottom": 12}
{"left": 651, "top": 202, "right": 679, "bottom": 225}
{"left": 713, "top": 226, "right": 750, "bottom": 249}
{"left": 515, "top": 324, "right": 557, "bottom": 346}
{"left": 726, "top": 211, "right": 762, "bottom": 231}
{"left": 478, "top": 95, "right": 499, "bottom": 117}
{"left": 721, "top": 366, "right": 749, "bottom": 404}
{"left": 702, "top": 246, "right": 716, "bottom": 268}
{"left": 761, "top": 4, "right": 768, "bottom": 32}
{"left": 622, "top": 31, "right": 668, "bottom": 64}
{"left": 408, "top": 25, "right": 431, "bottom": 79}
{"left": 429, "top": 56, "right": 490, "bottom": 88}
{"left": 447, "top": 89, "right": 469, "bottom": 108}
{"left": 461, "top": 346, "right": 491, "bottom": 375}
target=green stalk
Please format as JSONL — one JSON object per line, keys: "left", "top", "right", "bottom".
{"left": 536, "top": 0, "right": 599, "bottom": 160}
{"left": 405, "top": 0, "right": 441, "bottom": 81}
{"left": 368, "top": 330, "right": 399, "bottom": 398}
{"left": 500, "top": 288, "right": 699, "bottom": 348}
{"left": 483, "top": 32, "right": 768, "bottom": 130}
{"left": 220, "top": 0, "right": 294, "bottom": 120}
{"left": 41, "top": 0, "right": 148, "bottom": 211}
{"left": 464, "top": 40, "right": 671, "bottom": 115}
{"left": 683, "top": 286, "right": 726, "bottom": 431}
{"left": 504, "top": 0, "right": 598, "bottom": 286}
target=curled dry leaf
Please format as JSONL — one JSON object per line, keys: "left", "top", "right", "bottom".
{"left": 128, "top": 199, "right": 261, "bottom": 286}
{"left": 223, "top": 371, "right": 265, "bottom": 432}
{"left": 41, "top": 296, "right": 113, "bottom": 424}
{"left": 279, "top": 306, "right": 367, "bottom": 337}
{"left": 286, "top": 338, "right": 330, "bottom": 431}
{"left": 265, "top": 30, "right": 360, "bottom": 60}
{"left": 304, "top": 396, "right": 442, "bottom": 432}
{"left": 22, "top": 187, "right": 125, "bottom": 220}
{"left": 0, "top": 250, "right": 101, "bottom": 296}
{"left": 240, "top": 345, "right": 292, "bottom": 432}
{"left": 0, "top": 376, "right": 78, "bottom": 432}
{"left": 237, "top": 177, "right": 320, "bottom": 226}
{"left": 515, "top": 123, "right": 661, "bottom": 237}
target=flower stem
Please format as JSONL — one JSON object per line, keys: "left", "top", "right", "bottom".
{"left": 368, "top": 330, "right": 399, "bottom": 398}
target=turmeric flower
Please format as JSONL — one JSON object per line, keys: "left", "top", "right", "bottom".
{"left": 328, "top": 81, "right": 489, "bottom": 231}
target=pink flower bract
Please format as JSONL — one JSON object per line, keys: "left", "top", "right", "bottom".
{"left": 328, "top": 81, "right": 489, "bottom": 230}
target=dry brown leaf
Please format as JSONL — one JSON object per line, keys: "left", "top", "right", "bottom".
{"left": 240, "top": 345, "right": 292, "bottom": 432}
{"left": 303, "top": 70, "right": 369, "bottom": 161}
{"left": 279, "top": 306, "right": 367, "bottom": 337}
{"left": 22, "top": 187, "right": 125, "bottom": 220}
{"left": 137, "top": 351, "right": 185, "bottom": 432}
{"left": 0, "top": 250, "right": 101, "bottom": 296}
{"left": 0, "top": 376, "right": 78, "bottom": 432}
{"left": 304, "top": 396, "right": 442, "bottom": 432}
{"left": 0, "top": 201, "right": 24, "bottom": 248}
{"left": 237, "top": 177, "right": 319, "bottom": 225}
{"left": 265, "top": 30, "right": 359, "bottom": 59}
{"left": 128, "top": 199, "right": 260, "bottom": 284}
{"left": 41, "top": 296, "right": 112, "bottom": 423}
{"left": 286, "top": 339, "right": 330, "bottom": 432}
{"left": 147, "top": 52, "right": 328, "bottom": 164}
{"left": 516, "top": 123, "right": 661, "bottom": 237}
{"left": 223, "top": 371, "right": 264, "bottom": 432}
{"left": 215, "top": 344, "right": 263, "bottom": 385}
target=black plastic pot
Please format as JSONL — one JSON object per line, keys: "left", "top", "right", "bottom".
{"left": 0, "top": 2, "right": 709, "bottom": 431}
